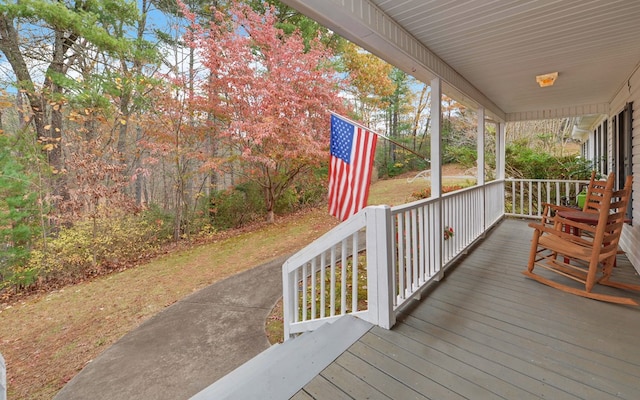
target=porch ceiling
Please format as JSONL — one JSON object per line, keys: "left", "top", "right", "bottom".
{"left": 281, "top": 0, "right": 640, "bottom": 122}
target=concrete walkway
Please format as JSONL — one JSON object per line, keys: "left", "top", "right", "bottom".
{"left": 54, "top": 255, "right": 288, "bottom": 400}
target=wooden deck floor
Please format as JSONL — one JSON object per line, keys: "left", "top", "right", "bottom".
{"left": 293, "top": 218, "right": 640, "bottom": 400}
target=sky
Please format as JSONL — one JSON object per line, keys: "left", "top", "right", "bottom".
{"left": 0, "top": 1, "right": 433, "bottom": 137}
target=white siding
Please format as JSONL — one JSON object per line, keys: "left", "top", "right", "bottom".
{"left": 610, "top": 63, "right": 640, "bottom": 273}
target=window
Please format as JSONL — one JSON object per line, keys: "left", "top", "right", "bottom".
{"left": 594, "top": 125, "right": 601, "bottom": 171}
{"left": 591, "top": 121, "right": 609, "bottom": 175}
{"left": 602, "top": 120, "right": 608, "bottom": 174}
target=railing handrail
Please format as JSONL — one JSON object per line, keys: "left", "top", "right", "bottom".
{"left": 504, "top": 177, "right": 590, "bottom": 218}
{"left": 391, "top": 179, "right": 504, "bottom": 214}
{"left": 505, "top": 177, "right": 589, "bottom": 183}
{"left": 283, "top": 209, "right": 366, "bottom": 273}
{"left": 390, "top": 194, "right": 438, "bottom": 214}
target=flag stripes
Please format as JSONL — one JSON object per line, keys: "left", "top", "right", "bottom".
{"left": 328, "top": 114, "right": 378, "bottom": 221}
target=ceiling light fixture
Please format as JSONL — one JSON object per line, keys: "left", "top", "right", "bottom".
{"left": 536, "top": 72, "right": 558, "bottom": 87}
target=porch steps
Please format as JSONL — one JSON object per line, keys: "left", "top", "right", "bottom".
{"left": 190, "top": 315, "right": 373, "bottom": 400}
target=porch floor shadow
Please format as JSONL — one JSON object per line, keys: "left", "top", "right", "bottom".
{"left": 293, "top": 218, "right": 640, "bottom": 400}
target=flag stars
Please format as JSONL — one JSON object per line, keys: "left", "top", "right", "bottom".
{"left": 330, "top": 115, "right": 354, "bottom": 163}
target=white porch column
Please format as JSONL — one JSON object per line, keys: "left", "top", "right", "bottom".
{"left": 477, "top": 107, "right": 486, "bottom": 186}
{"left": 431, "top": 77, "right": 442, "bottom": 197}
{"left": 497, "top": 122, "right": 506, "bottom": 180}
{"left": 477, "top": 108, "right": 486, "bottom": 231}
{"left": 430, "top": 77, "right": 443, "bottom": 279}
{"left": 366, "top": 206, "right": 395, "bottom": 329}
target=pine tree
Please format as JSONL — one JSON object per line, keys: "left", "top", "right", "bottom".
{"left": 0, "top": 133, "right": 40, "bottom": 286}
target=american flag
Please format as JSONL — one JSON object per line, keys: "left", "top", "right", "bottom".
{"left": 328, "top": 114, "right": 378, "bottom": 221}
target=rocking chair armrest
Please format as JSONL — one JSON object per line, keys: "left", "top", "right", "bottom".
{"left": 553, "top": 215, "right": 598, "bottom": 234}
{"left": 529, "top": 219, "right": 596, "bottom": 246}
{"left": 528, "top": 221, "right": 560, "bottom": 232}
{"left": 541, "top": 203, "right": 580, "bottom": 213}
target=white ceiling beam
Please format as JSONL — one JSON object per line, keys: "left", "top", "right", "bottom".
{"left": 505, "top": 103, "right": 609, "bottom": 122}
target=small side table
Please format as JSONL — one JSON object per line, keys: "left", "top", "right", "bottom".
{"left": 557, "top": 210, "right": 599, "bottom": 236}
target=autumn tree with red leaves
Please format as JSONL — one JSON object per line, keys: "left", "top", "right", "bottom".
{"left": 183, "top": 2, "right": 346, "bottom": 222}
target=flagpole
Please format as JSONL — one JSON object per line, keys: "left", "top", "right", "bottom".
{"left": 331, "top": 111, "right": 430, "bottom": 163}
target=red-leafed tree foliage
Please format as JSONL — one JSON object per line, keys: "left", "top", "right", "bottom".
{"left": 181, "top": 1, "right": 347, "bottom": 222}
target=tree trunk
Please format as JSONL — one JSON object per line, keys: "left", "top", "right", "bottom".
{"left": 265, "top": 187, "right": 275, "bottom": 223}
{"left": 134, "top": 125, "right": 145, "bottom": 205}
{"left": 0, "top": 16, "right": 73, "bottom": 200}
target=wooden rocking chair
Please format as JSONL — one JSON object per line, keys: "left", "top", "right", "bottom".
{"left": 523, "top": 173, "right": 637, "bottom": 305}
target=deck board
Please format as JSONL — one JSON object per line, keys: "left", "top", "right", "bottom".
{"left": 333, "top": 351, "right": 429, "bottom": 399}
{"left": 346, "top": 340, "right": 467, "bottom": 400}
{"left": 299, "top": 375, "right": 351, "bottom": 400}
{"left": 358, "top": 331, "right": 504, "bottom": 399}
{"left": 393, "top": 320, "right": 585, "bottom": 400}
{"left": 294, "top": 218, "right": 640, "bottom": 399}
{"left": 316, "top": 362, "right": 392, "bottom": 400}
{"left": 290, "top": 390, "right": 314, "bottom": 400}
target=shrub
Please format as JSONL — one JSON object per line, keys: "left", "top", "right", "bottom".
{"left": 272, "top": 168, "right": 328, "bottom": 214}
{"left": 275, "top": 187, "right": 299, "bottom": 214}
{"left": 506, "top": 143, "right": 593, "bottom": 180}
{"left": 409, "top": 184, "right": 466, "bottom": 200}
{"left": 295, "top": 176, "right": 328, "bottom": 207}
{"left": 444, "top": 145, "right": 476, "bottom": 167}
{"left": 7, "top": 213, "right": 165, "bottom": 288}
{"left": 209, "top": 182, "right": 265, "bottom": 229}
{"left": 141, "top": 204, "right": 175, "bottom": 242}
{"left": 410, "top": 187, "right": 432, "bottom": 200}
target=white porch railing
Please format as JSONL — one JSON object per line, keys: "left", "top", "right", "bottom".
{"left": 390, "top": 180, "right": 504, "bottom": 311}
{"left": 282, "top": 205, "right": 394, "bottom": 338}
{"left": 282, "top": 178, "right": 587, "bottom": 340}
{"left": 504, "top": 178, "right": 589, "bottom": 218}
{"left": 282, "top": 180, "right": 505, "bottom": 340}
